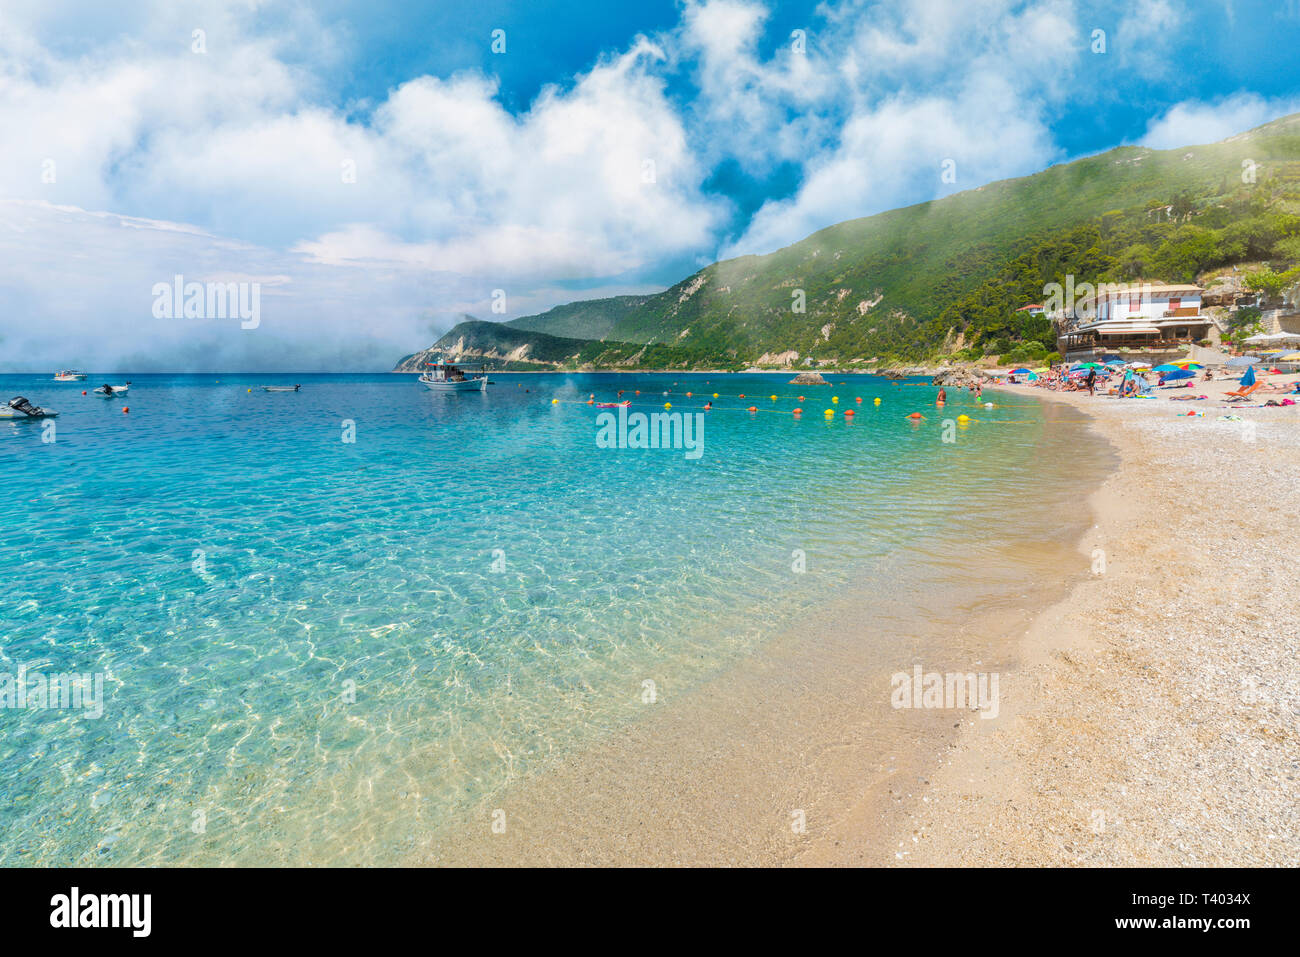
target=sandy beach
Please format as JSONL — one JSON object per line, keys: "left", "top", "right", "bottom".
{"left": 898, "top": 380, "right": 1300, "bottom": 866}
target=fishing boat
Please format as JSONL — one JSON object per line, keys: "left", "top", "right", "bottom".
{"left": 1, "top": 396, "right": 58, "bottom": 419}
{"left": 93, "top": 382, "right": 130, "bottom": 397}
{"left": 261, "top": 385, "right": 301, "bottom": 392}
{"left": 418, "top": 362, "right": 488, "bottom": 392}
{"left": 53, "top": 370, "right": 87, "bottom": 381}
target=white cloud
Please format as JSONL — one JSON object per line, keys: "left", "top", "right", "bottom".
{"left": 1140, "top": 93, "right": 1300, "bottom": 149}
{"left": 722, "top": 0, "right": 1079, "bottom": 256}
{"left": 0, "top": 0, "right": 1278, "bottom": 370}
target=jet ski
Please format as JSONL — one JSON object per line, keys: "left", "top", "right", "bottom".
{"left": 1, "top": 396, "right": 58, "bottom": 419}
{"left": 93, "top": 382, "right": 130, "bottom": 396}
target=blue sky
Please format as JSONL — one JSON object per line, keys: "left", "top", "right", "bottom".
{"left": 3, "top": 0, "right": 1300, "bottom": 370}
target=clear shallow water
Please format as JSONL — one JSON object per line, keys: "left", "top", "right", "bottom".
{"left": 0, "top": 372, "right": 1096, "bottom": 864}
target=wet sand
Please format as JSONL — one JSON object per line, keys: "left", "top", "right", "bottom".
{"left": 419, "top": 399, "right": 1115, "bottom": 866}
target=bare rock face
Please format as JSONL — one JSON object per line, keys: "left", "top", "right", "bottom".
{"left": 789, "top": 371, "right": 829, "bottom": 384}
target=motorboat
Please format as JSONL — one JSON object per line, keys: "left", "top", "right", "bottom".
{"left": 261, "top": 385, "right": 301, "bottom": 392}
{"left": 418, "top": 362, "right": 488, "bottom": 392}
{"left": 1, "top": 396, "right": 58, "bottom": 419}
{"left": 53, "top": 370, "right": 87, "bottom": 381}
{"left": 93, "top": 382, "right": 130, "bottom": 397}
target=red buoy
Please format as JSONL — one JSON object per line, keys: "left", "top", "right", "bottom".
{"left": 746, "top": 405, "right": 757, "bottom": 412}
{"left": 122, "top": 406, "right": 129, "bottom": 414}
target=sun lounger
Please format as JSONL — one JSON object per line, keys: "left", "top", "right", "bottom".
{"left": 1223, "top": 382, "right": 1262, "bottom": 401}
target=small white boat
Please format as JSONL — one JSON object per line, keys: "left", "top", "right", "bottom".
{"left": 53, "top": 370, "right": 87, "bottom": 381}
{"left": 1, "top": 396, "right": 58, "bottom": 419}
{"left": 93, "top": 382, "right": 130, "bottom": 397}
{"left": 418, "top": 362, "right": 488, "bottom": 392}
{"left": 261, "top": 385, "right": 301, "bottom": 392}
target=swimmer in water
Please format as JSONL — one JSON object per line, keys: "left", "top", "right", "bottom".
{"left": 937, "top": 387, "right": 947, "bottom": 404}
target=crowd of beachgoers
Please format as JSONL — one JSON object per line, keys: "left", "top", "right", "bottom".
{"left": 984, "top": 359, "right": 1300, "bottom": 408}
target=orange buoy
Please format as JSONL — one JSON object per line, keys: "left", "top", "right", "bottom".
{"left": 855, "top": 397, "right": 862, "bottom": 403}
{"left": 739, "top": 393, "right": 746, "bottom": 398}
{"left": 746, "top": 405, "right": 757, "bottom": 412}
{"left": 635, "top": 390, "right": 641, "bottom": 395}
{"left": 792, "top": 408, "right": 803, "bottom": 415}
{"left": 907, "top": 412, "right": 923, "bottom": 420}
{"left": 844, "top": 409, "right": 855, "bottom": 417}
{"left": 587, "top": 398, "right": 594, "bottom": 404}
{"left": 122, "top": 406, "right": 129, "bottom": 414}
{"left": 81, "top": 390, "right": 87, "bottom": 395}
{"left": 686, "top": 392, "right": 692, "bottom": 397}
{"left": 797, "top": 395, "right": 805, "bottom": 401}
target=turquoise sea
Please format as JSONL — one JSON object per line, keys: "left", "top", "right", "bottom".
{"left": 0, "top": 372, "right": 1099, "bottom": 864}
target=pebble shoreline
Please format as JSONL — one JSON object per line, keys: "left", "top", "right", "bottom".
{"left": 900, "top": 386, "right": 1300, "bottom": 867}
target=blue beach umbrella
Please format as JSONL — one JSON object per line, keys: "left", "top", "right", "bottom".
{"left": 1152, "top": 363, "right": 1181, "bottom": 372}
{"left": 1161, "top": 368, "right": 1195, "bottom": 381}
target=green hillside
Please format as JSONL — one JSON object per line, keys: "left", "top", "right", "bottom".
{"left": 491, "top": 112, "right": 1300, "bottom": 364}
{"left": 397, "top": 113, "right": 1300, "bottom": 370}
{"left": 393, "top": 319, "right": 720, "bottom": 372}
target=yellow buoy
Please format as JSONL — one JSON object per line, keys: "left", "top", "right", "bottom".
{"left": 824, "top": 409, "right": 834, "bottom": 417}
{"left": 957, "top": 414, "right": 970, "bottom": 421}
{"left": 831, "top": 396, "right": 839, "bottom": 404}
{"left": 770, "top": 394, "right": 777, "bottom": 400}
{"left": 873, "top": 397, "right": 882, "bottom": 405}
{"left": 551, "top": 398, "right": 559, "bottom": 404}
{"left": 664, "top": 402, "right": 672, "bottom": 409}
{"left": 712, "top": 393, "right": 719, "bottom": 398}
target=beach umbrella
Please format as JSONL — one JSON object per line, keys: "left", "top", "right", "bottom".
{"left": 1277, "top": 351, "right": 1300, "bottom": 361}
{"left": 1152, "top": 363, "right": 1181, "bottom": 372}
{"left": 1226, "top": 356, "right": 1261, "bottom": 367}
{"left": 1160, "top": 369, "right": 1195, "bottom": 381}
{"left": 1010, "top": 367, "right": 1033, "bottom": 374}
{"left": 1104, "top": 359, "right": 1126, "bottom": 367}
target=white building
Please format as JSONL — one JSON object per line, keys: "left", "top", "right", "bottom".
{"left": 1058, "top": 282, "right": 1210, "bottom": 358}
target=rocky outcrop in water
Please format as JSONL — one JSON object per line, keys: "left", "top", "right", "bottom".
{"left": 789, "top": 371, "right": 829, "bottom": 384}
